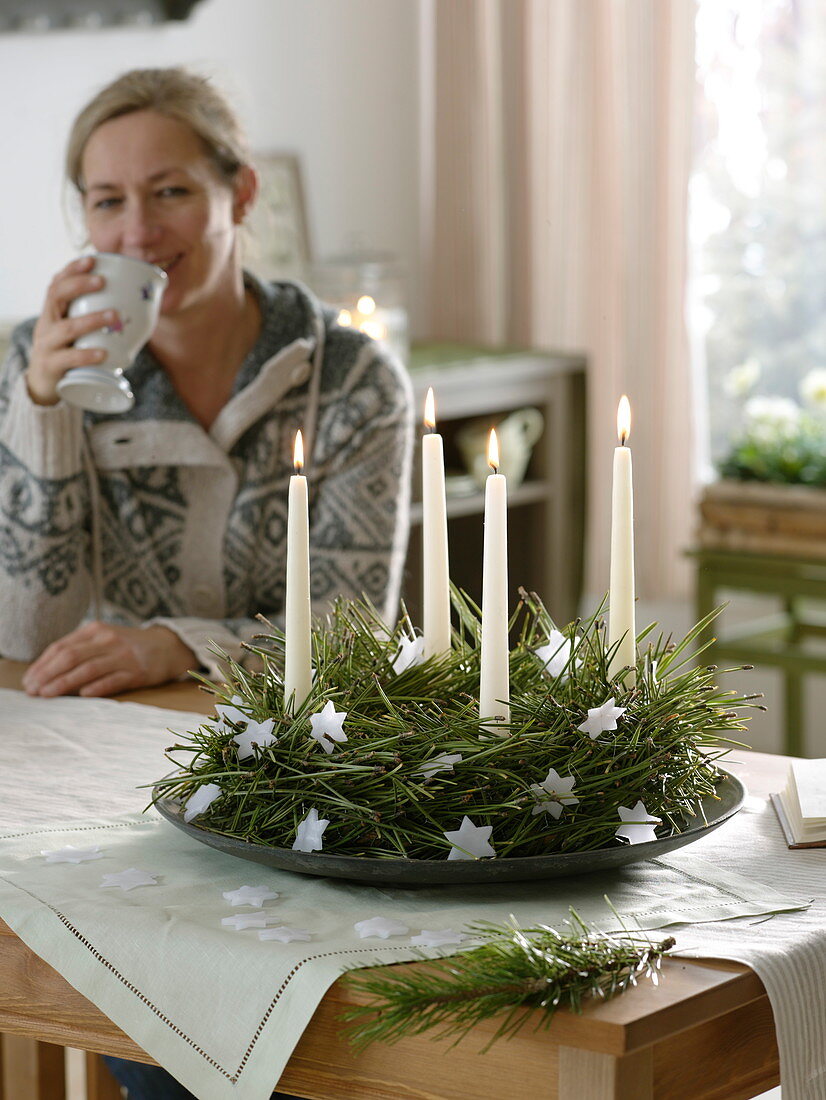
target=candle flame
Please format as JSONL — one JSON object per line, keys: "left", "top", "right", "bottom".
{"left": 357, "top": 294, "right": 376, "bottom": 316}
{"left": 294, "top": 429, "right": 304, "bottom": 472}
{"left": 337, "top": 308, "right": 352, "bottom": 327}
{"left": 488, "top": 427, "right": 500, "bottom": 473}
{"left": 617, "top": 395, "right": 631, "bottom": 445}
{"left": 424, "top": 387, "right": 436, "bottom": 431}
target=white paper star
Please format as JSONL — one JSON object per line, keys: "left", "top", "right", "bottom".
{"left": 443, "top": 816, "right": 495, "bottom": 861}
{"left": 259, "top": 926, "right": 313, "bottom": 943}
{"left": 416, "top": 752, "right": 463, "bottom": 780}
{"left": 100, "top": 868, "right": 158, "bottom": 892}
{"left": 233, "top": 717, "right": 277, "bottom": 761}
{"left": 615, "top": 801, "right": 662, "bottom": 845}
{"left": 213, "top": 694, "right": 249, "bottom": 733}
{"left": 221, "top": 911, "right": 281, "bottom": 931}
{"left": 354, "top": 916, "right": 411, "bottom": 939}
{"left": 410, "top": 928, "right": 468, "bottom": 948}
{"left": 292, "top": 807, "right": 330, "bottom": 852}
{"left": 41, "top": 845, "right": 104, "bottom": 864}
{"left": 183, "top": 782, "right": 222, "bottom": 823}
{"left": 308, "top": 701, "right": 348, "bottom": 754}
{"left": 529, "top": 769, "right": 579, "bottom": 818}
{"left": 577, "top": 697, "right": 627, "bottom": 739}
{"left": 392, "top": 634, "right": 425, "bottom": 675}
{"left": 534, "top": 630, "right": 581, "bottom": 680}
{"left": 222, "top": 884, "right": 279, "bottom": 908}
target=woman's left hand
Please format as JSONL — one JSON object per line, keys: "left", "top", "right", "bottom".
{"left": 22, "top": 622, "right": 196, "bottom": 698}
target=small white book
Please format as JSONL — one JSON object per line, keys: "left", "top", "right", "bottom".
{"left": 771, "top": 759, "right": 826, "bottom": 848}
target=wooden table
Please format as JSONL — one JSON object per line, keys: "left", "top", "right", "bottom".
{"left": 0, "top": 662, "right": 782, "bottom": 1100}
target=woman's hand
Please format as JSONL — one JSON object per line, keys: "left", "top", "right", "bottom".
{"left": 26, "top": 256, "right": 119, "bottom": 406}
{"left": 21, "top": 622, "right": 196, "bottom": 698}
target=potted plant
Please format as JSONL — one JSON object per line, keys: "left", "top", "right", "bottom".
{"left": 698, "top": 366, "right": 826, "bottom": 559}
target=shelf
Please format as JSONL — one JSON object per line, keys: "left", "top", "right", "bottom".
{"left": 409, "top": 480, "right": 551, "bottom": 526}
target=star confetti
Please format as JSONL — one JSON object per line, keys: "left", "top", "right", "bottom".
{"left": 259, "top": 926, "right": 313, "bottom": 943}
{"left": 354, "top": 916, "right": 411, "bottom": 940}
{"left": 183, "top": 783, "right": 222, "bottom": 823}
{"left": 410, "top": 929, "right": 468, "bottom": 948}
{"left": 233, "top": 717, "right": 277, "bottom": 761}
{"left": 292, "top": 807, "right": 329, "bottom": 852}
{"left": 534, "top": 630, "right": 581, "bottom": 680}
{"left": 443, "top": 816, "right": 495, "bottom": 861}
{"left": 221, "top": 911, "right": 281, "bottom": 931}
{"left": 529, "top": 769, "right": 579, "bottom": 818}
{"left": 615, "top": 801, "right": 662, "bottom": 845}
{"left": 222, "top": 884, "right": 279, "bottom": 908}
{"left": 577, "top": 697, "right": 627, "bottom": 740}
{"left": 41, "top": 845, "right": 104, "bottom": 864}
{"left": 392, "top": 634, "right": 425, "bottom": 675}
{"left": 308, "top": 701, "right": 347, "bottom": 754}
{"left": 100, "top": 868, "right": 158, "bottom": 892}
{"left": 416, "top": 752, "right": 463, "bottom": 781}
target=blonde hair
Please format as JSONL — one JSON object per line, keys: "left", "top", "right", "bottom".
{"left": 66, "top": 67, "right": 249, "bottom": 192}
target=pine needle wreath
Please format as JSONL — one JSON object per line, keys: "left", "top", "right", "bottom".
{"left": 151, "top": 588, "right": 759, "bottom": 860}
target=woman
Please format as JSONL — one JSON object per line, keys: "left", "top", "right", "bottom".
{"left": 0, "top": 66, "right": 413, "bottom": 700}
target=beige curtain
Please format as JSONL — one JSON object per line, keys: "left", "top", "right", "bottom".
{"left": 422, "top": 0, "right": 697, "bottom": 603}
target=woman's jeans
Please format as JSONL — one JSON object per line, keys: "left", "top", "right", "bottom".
{"left": 103, "top": 1056, "right": 304, "bottom": 1099}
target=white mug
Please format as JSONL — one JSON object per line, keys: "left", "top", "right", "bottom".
{"left": 58, "top": 253, "right": 167, "bottom": 413}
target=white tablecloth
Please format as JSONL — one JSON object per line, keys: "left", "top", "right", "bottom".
{"left": 0, "top": 689, "right": 818, "bottom": 1099}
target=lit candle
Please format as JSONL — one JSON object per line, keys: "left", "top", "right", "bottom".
{"left": 284, "top": 430, "right": 313, "bottom": 712}
{"left": 422, "top": 388, "right": 451, "bottom": 659}
{"left": 479, "top": 428, "right": 510, "bottom": 726}
{"left": 608, "top": 396, "right": 636, "bottom": 685}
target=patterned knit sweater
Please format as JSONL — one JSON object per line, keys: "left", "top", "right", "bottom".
{"left": 0, "top": 274, "right": 413, "bottom": 678}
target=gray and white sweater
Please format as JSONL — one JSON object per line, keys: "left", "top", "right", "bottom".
{"left": 0, "top": 275, "right": 413, "bottom": 678}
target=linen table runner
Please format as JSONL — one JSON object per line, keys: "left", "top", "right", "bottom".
{"left": 0, "top": 811, "right": 807, "bottom": 1100}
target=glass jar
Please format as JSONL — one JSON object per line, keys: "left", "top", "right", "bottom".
{"left": 310, "top": 253, "right": 409, "bottom": 363}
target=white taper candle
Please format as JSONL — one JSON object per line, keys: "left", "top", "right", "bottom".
{"left": 479, "top": 428, "right": 510, "bottom": 726}
{"left": 422, "top": 387, "right": 451, "bottom": 658}
{"left": 284, "top": 430, "right": 313, "bottom": 711}
{"left": 608, "top": 396, "right": 636, "bottom": 685}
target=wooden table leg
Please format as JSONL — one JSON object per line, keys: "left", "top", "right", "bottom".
{"left": 0, "top": 1035, "right": 65, "bottom": 1100}
{"left": 85, "top": 1052, "right": 123, "bottom": 1100}
{"left": 558, "top": 1045, "right": 653, "bottom": 1100}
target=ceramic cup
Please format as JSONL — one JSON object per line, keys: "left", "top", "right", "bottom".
{"left": 457, "top": 406, "right": 545, "bottom": 490}
{"left": 58, "top": 253, "right": 167, "bottom": 413}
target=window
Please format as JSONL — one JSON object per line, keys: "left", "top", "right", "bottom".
{"left": 691, "top": 0, "right": 826, "bottom": 470}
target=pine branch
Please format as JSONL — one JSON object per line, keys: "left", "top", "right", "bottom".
{"left": 342, "top": 914, "right": 676, "bottom": 1051}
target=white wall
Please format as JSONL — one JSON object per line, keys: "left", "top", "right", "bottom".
{"left": 0, "top": 0, "right": 422, "bottom": 327}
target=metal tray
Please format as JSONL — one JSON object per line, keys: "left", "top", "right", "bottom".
{"left": 154, "top": 771, "right": 745, "bottom": 887}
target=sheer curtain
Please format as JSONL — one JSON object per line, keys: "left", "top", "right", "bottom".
{"left": 421, "top": 0, "right": 697, "bottom": 604}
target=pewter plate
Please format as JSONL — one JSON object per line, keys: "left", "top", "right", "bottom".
{"left": 154, "top": 771, "right": 745, "bottom": 887}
